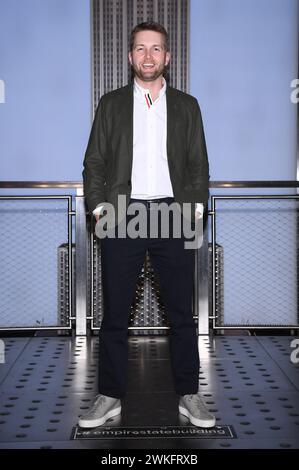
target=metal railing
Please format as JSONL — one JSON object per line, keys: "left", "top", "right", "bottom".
{"left": 209, "top": 181, "right": 299, "bottom": 331}
{"left": 0, "top": 181, "right": 298, "bottom": 334}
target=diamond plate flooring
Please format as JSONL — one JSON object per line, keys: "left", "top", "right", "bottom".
{"left": 0, "top": 335, "right": 298, "bottom": 449}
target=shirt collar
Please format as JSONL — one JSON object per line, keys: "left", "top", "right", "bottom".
{"left": 134, "top": 77, "right": 167, "bottom": 106}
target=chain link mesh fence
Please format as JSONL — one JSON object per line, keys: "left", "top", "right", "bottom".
{"left": 212, "top": 197, "right": 299, "bottom": 327}
{"left": 0, "top": 198, "right": 70, "bottom": 328}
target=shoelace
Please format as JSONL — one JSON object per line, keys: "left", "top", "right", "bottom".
{"left": 185, "top": 394, "right": 207, "bottom": 411}
{"left": 89, "top": 395, "right": 106, "bottom": 412}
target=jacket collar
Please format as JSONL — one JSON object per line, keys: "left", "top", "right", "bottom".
{"left": 133, "top": 77, "right": 167, "bottom": 105}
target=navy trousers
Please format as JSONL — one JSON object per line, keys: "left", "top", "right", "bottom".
{"left": 98, "top": 198, "right": 199, "bottom": 398}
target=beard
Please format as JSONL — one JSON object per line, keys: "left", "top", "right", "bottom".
{"left": 131, "top": 62, "right": 166, "bottom": 82}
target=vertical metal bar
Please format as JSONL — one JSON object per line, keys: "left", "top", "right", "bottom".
{"left": 196, "top": 216, "right": 210, "bottom": 335}
{"left": 186, "top": 0, "right": 190, "bottom": 92}
{"left": 153, "top": 0, "right": 158, "bottom": 21}
{"left": 296, "top": 0, "right": 299, "bottom": 182}
{"left": 133, "top": 0, "right": 137, "bottom": 34}
{"left": 296, "top": 7, "right": 299, "bottom": 325}
{"left": 163, "top": 0, "right": 168, "bottom": 32}
{"left": 193, "top": 246, "right": 199, "bottom": 331}
{"left": 211, "top": 197, "right": 216, "bottom": 330}
{"left": 122, "top": 0, "right": 128, "bottom": 85}
{"left": 68, "top": 196, "right": 73, "bottom": 328}
{"left": 99, "top": 0, "right": 104, "bottom": 98}
{"left": 90, "top": 231, "right": 95, "bottom": 330}
{"left": 112, "top": 0, "right": 117, "bottom": 90}
{"left": 75, "top": 191, "right": 88, "bottom": 335}
{"left": 177, "top": 0, "right": 181, "bottom": 91}
{"left": 90, "top": 0, "right": 95, "bottom": 113}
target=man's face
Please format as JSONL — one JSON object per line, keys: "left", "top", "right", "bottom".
{"left": 129, "top": 30, "right": 170, "bottom": 82}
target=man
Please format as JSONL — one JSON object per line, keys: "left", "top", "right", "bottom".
{"left": 80, "top": 21, "right": 215, "bottom": 429}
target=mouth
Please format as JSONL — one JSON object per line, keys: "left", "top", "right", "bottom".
{"left": 142, "top": 63, "right": 155, "bottom": 69}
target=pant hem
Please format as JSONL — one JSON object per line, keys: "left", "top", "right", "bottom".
{"left": 176, "top": 390, "right": 199, "bottom": 396}
{"left": 99, "top": 391, "right": 125, "bottom": 399}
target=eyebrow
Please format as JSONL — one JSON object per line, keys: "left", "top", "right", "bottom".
{"left": 134, "top": 43, "right": 163, "bottom": 48}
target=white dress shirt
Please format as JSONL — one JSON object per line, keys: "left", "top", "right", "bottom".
{"left": 130, "top": 77, "right": 173, "bottom": 199}
{"left": 93, "top": 78, "right": 203, "bottom": 217}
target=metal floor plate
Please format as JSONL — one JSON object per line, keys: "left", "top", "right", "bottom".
{"left": 0, "top": 335, "right": 298, "bottom": 449}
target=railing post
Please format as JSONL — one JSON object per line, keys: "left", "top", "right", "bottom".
{"left": 195, "top": 218, "right": 210, "bottom": 335}
{"left": 75, "top": 189, "right": 88, "bottom": 335}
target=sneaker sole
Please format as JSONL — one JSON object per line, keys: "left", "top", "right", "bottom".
{"left": 78, "top": 406, "right": 122, "bottom": 428}
{"left": 179, "top": 405, "right": 216, "bottom": 428}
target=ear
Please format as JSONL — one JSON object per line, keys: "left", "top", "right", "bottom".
{"left": 128, "top": 51, "right": 133, "bottom": 66}
{"left": 165, "top": 51, "right": 170, "bottom": 67}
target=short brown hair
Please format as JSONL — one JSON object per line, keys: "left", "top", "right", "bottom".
{"left": 129, "top": 21, "right": 169, "bottom": 52}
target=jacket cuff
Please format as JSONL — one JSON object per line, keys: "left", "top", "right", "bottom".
{"left": 195, "top": 202, "right": 204, "bottom": 217}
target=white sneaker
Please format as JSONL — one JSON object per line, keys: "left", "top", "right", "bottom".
{"left": 179, "top": 393, "right": 216, "bottom": 428}
{"left": 78, "top": 394, "right": 121, "bottom": 428}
